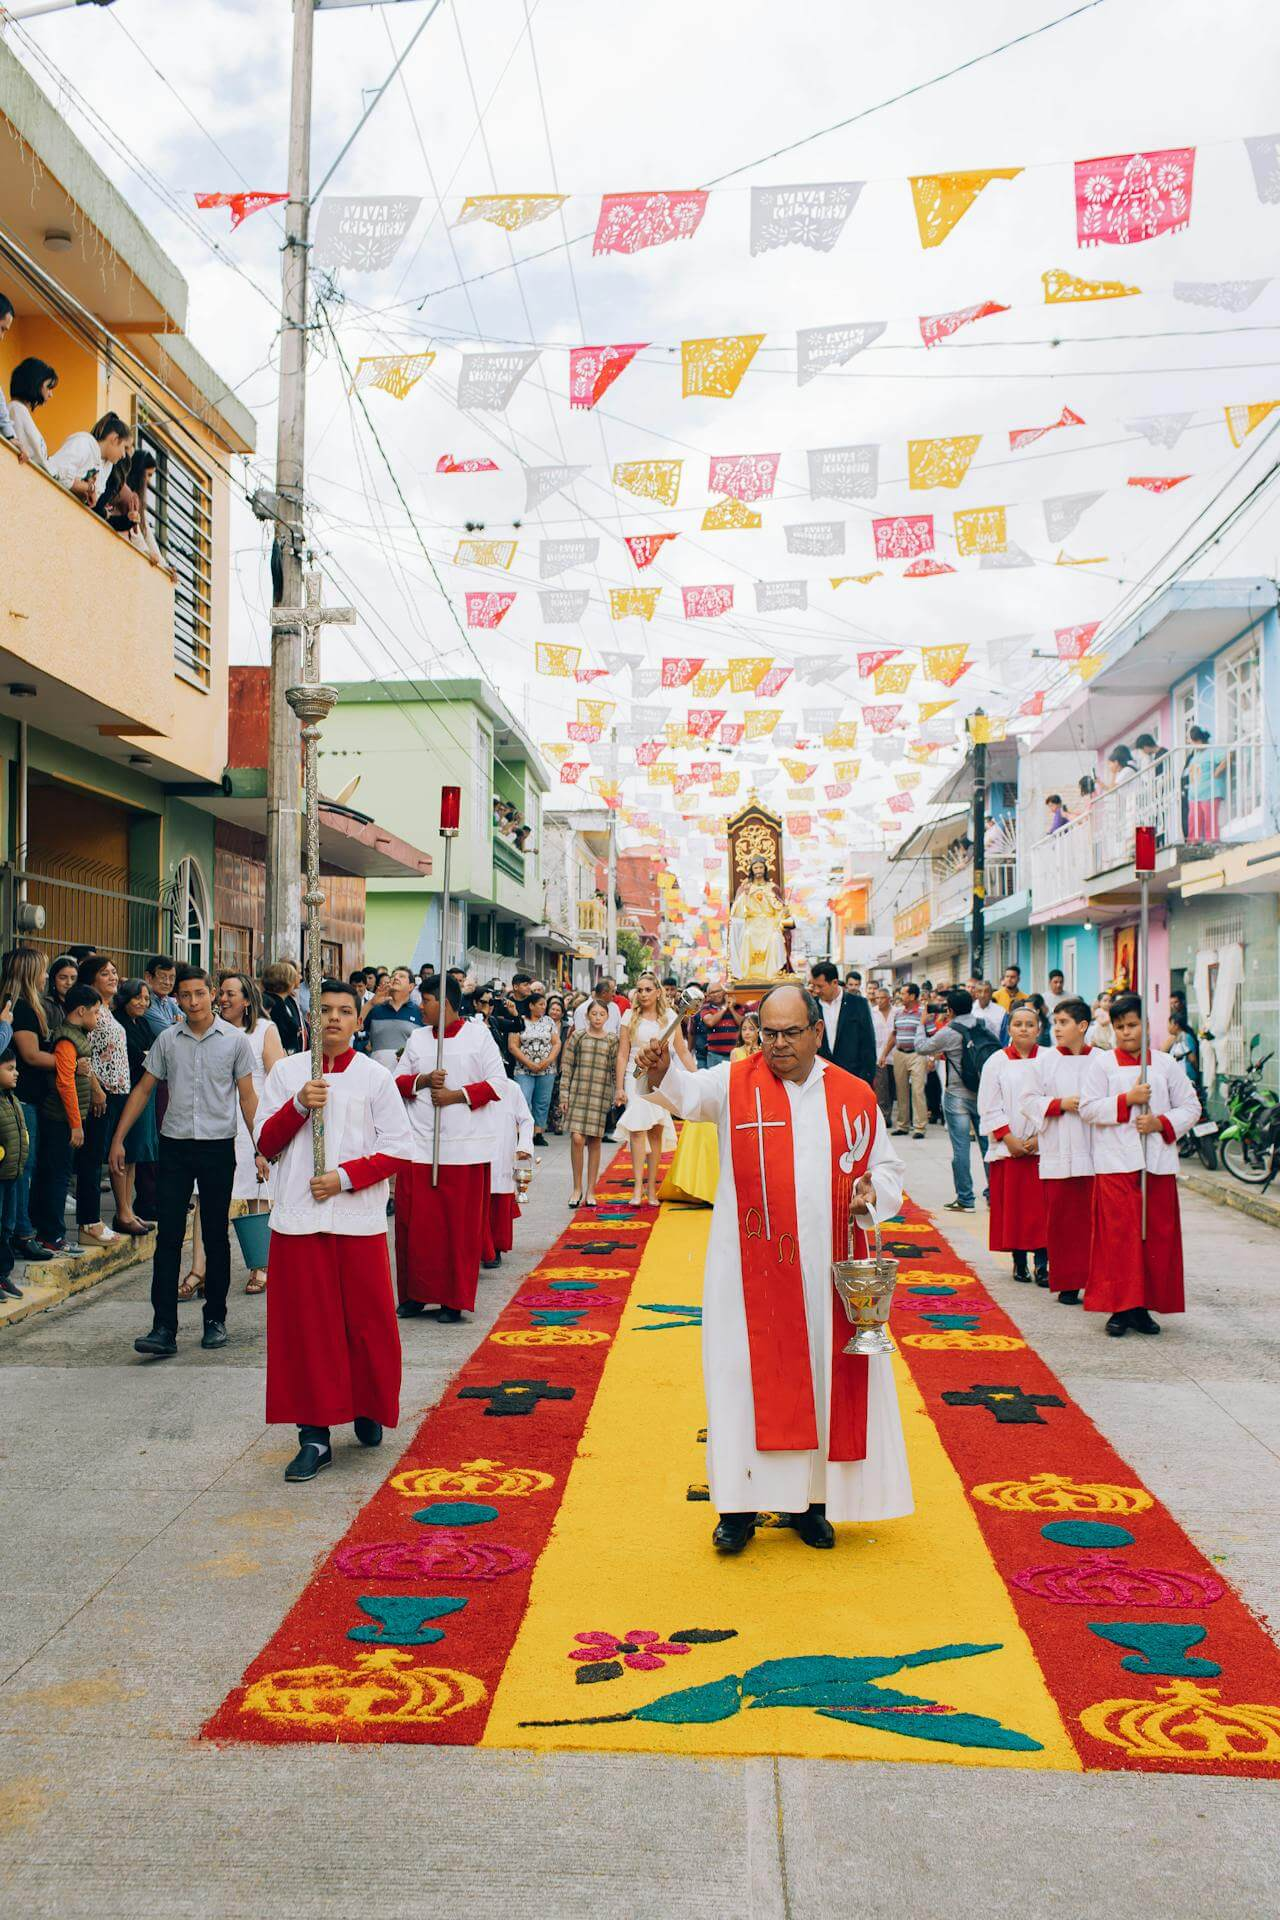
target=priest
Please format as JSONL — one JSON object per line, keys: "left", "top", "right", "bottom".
{"left": 394, "top": 973, "right": 506, "bottom": 1323}
{"left": 637, "top": 983, "right": 911, "bottom": 1554}
{"left": 255, "top": 978, "right": 414, "bottom": 1484}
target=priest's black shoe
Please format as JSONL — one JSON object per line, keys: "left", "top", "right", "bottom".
{"left": 1057, "top": 1288, "right": 1081, "bottom": 1305}
{"left": 285, "top": 1442, "right": 332, "bottom": 1483}
{"left": 432, "top": 1306, "right": 464, "bottom": 1324}
{"left": 397, "top": 1300, "right": 429, "bottom": 1318}
{"left": 712, "top": 1512, "right": 756, "bottom": 1553}
{"left": 201, "top": 1320, "right": 228, "bottom": 1349}
{"left": 354, "top": 1417, "right": 383, "bottom": 1447}
{"left": 1105, "top": 1312, "right": 1128, "bottom": 1337}
{"left": 134, "top": 1324, "right": 177, "bottom": 1358}
{"left": 789, "top": 1504, "right": 836, "bottom": 1549}
{"left": 1128, "top": 1307, "right": 1161, "bottom": 1335}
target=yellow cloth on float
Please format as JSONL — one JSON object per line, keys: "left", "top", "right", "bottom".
{"left": 658, "top": 1119, "right": 720, "bottom": 1206}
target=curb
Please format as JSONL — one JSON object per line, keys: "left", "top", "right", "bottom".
{"left": 0, "top": 1228, "right": 157, "bottom": 1332}
{"left": 1181, "top": 1168, "right": 1280, "bottom": 1230}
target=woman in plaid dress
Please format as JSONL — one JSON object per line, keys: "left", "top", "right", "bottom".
{"left": 560, "top": 998, "right": 619, "bottom": 1207}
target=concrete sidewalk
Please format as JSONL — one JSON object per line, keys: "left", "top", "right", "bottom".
{"left": 1, "top": 1130, "right": 1278, "bottom": 1919}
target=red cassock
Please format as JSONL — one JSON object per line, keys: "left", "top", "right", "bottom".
{"left": 256, "top": 1048, "right": 410, "bottom": 1428}
{"left": 489, "top": 1191, "right": 519, "bottom": 1255}
{"left": 987, "top": 1155, "right": 1048, "bottom": 1252}
{"left": 1044, "top": 1175, "right": 1094, "bottom": 1292}
{"left": 393, "top": 1015, "right": 506, "bottom": 1312}
{"left": 1086, "top": 1172, "right": 1185, "bottom": 1315}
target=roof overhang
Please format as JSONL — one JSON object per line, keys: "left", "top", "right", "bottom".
{"left": 187, "top": 772, "right": 433, "bottom": 879}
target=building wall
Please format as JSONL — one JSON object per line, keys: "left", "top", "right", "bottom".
{"left": 212, "top": 821, "right": 365, "bottom": 979}
{"left": 1170, "top": 892, "right": 1279, "bottom": 1099}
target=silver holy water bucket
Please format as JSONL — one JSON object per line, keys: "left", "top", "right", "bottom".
{"left": 831, "top": 1214, "right": 898, "bottom": 1357}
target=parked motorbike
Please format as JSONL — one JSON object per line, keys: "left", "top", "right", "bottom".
{"left": 1216, "top": 1035, "right": 1279, "bottom": 1185}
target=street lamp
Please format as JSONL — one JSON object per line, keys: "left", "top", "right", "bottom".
{"left": 2, "top": 0, "right": 118, "bottom": 20}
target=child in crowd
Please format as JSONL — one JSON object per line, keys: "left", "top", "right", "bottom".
{"left": 1079, "top": 992, "right": 1200, "bottom": 1337}
{"left": 978, "top": 1001, "right": 1049, "bottom": 1285}
{"left": 1029, "top": 997, "right": 1094, "bottom": 1306}
{"left": 0, "top": 1048, "right": 30, "bottom": 1299}
{"left": 31, "top": 986, "right": 101, "bottom": 1254}
{"left": 486, "top": 1074, "right": 535, "bottom": 1266}
{"left": 560, "top": 997, "right": 619, "bottom": 1208}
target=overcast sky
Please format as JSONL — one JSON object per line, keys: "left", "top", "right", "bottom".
{"left": 13, "top": 0, "right": 1280, "bottom": 923}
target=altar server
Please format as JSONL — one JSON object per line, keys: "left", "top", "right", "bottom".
{"left": 978, "top": 1002, "right": 1049, "bottom": 1285}
{"left": 394, "top": 973, "right": 506, "bottom": 1323}
{"left": 255, "top": 980, "right": 413, "bottom": 1483}
{"left": 1027, "top": 997, "right": 1095, "bottom": 1304}
{"left": 487, "top": 1073, "right": 534, "bottom": 1263}
{"left": 1078, "top": 992, "right": 1200, "bottom": 1337}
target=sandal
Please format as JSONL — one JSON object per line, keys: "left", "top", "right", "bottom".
{"left": 177, "top": 1272, "right": 205, "bottom": 1300}
{"left": 245, "top": 1270, "right": 268, "bottom": 1295}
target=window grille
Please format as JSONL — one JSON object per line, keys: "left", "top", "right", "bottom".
{"left": 139, "top": 423, "right": 213, "bottom": 687}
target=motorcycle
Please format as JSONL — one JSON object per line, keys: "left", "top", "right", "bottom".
{"left": 1177, "top": 1059, "right": 1220, "bottom": 1171}
{"left": 1216, "top": 1035, "right": 1279, "bottom": 1185}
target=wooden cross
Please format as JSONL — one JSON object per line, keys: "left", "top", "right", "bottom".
{"left": 734, "top": 1087, "right": 785, "bottom": 1239}
{"left": 269, "top": 569, "right": 356, "bottom": 678}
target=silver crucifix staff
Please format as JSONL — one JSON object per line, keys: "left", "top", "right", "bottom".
{"left": 271, "top": 573, "right": 355, "bottom": 1175}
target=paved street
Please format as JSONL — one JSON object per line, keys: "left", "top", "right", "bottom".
{"left": 1, "top": 1129, "right": 1278, "bottom": 1919}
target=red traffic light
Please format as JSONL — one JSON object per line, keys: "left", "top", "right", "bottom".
{"left": 440, "top": 785, "right": 461, "bottom": 833}
{"left": 1134, "top": 825, "right": 1156, "bottom": 873}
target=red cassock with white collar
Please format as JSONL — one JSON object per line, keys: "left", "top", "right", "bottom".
{"left": 1078, "top": 1047, "right": 1200, "bottom": 1315}
{"left": 394, "top": 1017, "right": 508, "bottom": 1312}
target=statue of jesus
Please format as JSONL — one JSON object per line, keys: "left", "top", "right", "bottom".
{"left": 728, "top": 856, "right": 787, "bottom": 980}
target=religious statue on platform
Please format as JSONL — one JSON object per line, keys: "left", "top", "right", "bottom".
{"left": 728, "top": 856, "right": 788, "bottom": 981}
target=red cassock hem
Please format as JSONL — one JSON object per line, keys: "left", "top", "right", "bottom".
{"left": 394, "top": 1161, "right": 490, "bottom": 1310}
{"left": 988, "top": 1155, "right": 1049, "bottom": 1252}
{"left": 1044, "top": 1174, "right": 1094, "bottom": 1291}
{"left": 1085, "top": 1171, "right": 1185, "bottom": 1314}
{"left": 489, "top": 1191, "right": 518, "bottom": 1254}
{"left": 265, "top": 1231, "right": 401, "bottom": 1428}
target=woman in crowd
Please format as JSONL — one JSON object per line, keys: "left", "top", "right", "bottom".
{"left": 509, "top": 987, "right": 562, "bottom": 1147}
{"left": 614, "top": 973, "right": 677, "bottom": 1209}
{"left": 46, "top": 955, "right": 78, "bottom": 1022}
{"left": 732, "top": 1011, "right": 761, "bottom": 1060}
{"left": 1, "top": 949, "right": 51, "bottom": 1261}
{"left": 1088, "top": 988, "right": 1116, "bottom": 1051}
{"left": 1100, "top": 743, "right": 1136, "bottom": 791}
{"left": 8, "top": 357, "right": 57, "bottom": 470}
{"left": 111, "top": 978, "right": 158, "bottom": 1232}
{"left": 544, "top": 992, "right": 568, "bottom": 1135}
{"left": 469, "top": 983, "right": 496, "bottom": 1034}
{"left": 262, "top": 958, "right": 307, "bottom": 1054}
{"left": 560, "top": 996, "right": 619, "bottom": 1209}
{"left": 76, "top": 953, "right": 133, "bottom": 1243}
{"left": 220, "top": 971, "right": 282, "bottom": 1295}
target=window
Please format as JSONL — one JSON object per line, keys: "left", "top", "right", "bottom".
{"left": 138, "top": 423, "right": 213, "bottom": 687}
{"left": 473, "top": 717, "right": 492, "bottom": 846}
{"left": 217, "top": 924, "right": 253, "bottom": 973}
{"left": 171, "top": 856, "right": 209, "bottom": 967}
{"left": 321, "top": 941, "right": 342, "bottom": 977}
{"left": 1217, "top": 638, "right": 1262, "bottom": 823}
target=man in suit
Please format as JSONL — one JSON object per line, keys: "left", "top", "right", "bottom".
{"left": 810, "top": 961, "right": 877, "bottom": 1086}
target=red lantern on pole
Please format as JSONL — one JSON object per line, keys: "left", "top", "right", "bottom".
{"left": 440, "top": 784, "right": 461, "bottom": 835}
{"left": 1134, "top": 825, "right": 1156, "bottom": 873}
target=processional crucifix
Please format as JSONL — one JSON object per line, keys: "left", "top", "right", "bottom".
{"left": 269, "top": 572, "right": 355, "bottom": 1173}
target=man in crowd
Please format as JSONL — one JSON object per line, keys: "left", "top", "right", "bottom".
{"left": 1045, "top": 968, "right": 1067, "bottom": 1011}
{"left": 967, "top": 976, "right": 1006, "bottom": 1039}
{"left": 691, "top": 985, "right": 740, "bottom": 1069}
{"left": 917, "top": 987, "right": 999, "bottom": 1211}
{"left": 869, "top": 986, "right": 895, "bottom": 1122}
{"left": 393, "top": 974, "right": 506, "bottom": 1324}
{"left": 810, "top": 961, "right": 876, "bottom": 1086}
{"left": 994, "top": 963, "right": 1024, "bottom": 1012}
{"left": 572, "top": 978, "right": 622, "bottom": 1035}
{"left": 112, "top": 965, "right": 259, "bottom": 1359}
{"left": 878, "top": 981, "right": 928, "bottom": 1139}
{"left": 139, "top": 955, "right": 178, "bottom": 1038}
{"left": 844, "top": 971, "right": 863, "bottom": 996}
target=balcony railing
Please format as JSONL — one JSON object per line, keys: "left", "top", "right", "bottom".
{"left": 1030, "top": 742, "right": 1264, "bottom": 915}
{"left": 493, "top": 832, "right": 525, "bottom": 882}
{"left": 576, "top": 898, "right": 607, "bottom": 933}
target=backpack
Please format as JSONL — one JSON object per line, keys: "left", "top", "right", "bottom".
{"left": 956, "top": 1018, "right": 1001, "bottom": 1093}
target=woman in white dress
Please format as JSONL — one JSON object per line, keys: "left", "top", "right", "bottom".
{"left": 220, "top": 971, "right": 283, "bottom": 1293}
{"left": 613, "top": 973, "right": 685, "bottom": 1207}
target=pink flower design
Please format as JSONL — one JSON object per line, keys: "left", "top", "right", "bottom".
{"left": 569, "top": 1629, "right": 691, "bottom": 1673}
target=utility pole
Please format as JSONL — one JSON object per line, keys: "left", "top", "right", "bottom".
{"left": 605, "top": 725, "right": 618, "bottom": 980}
{"left": 265, "top": 0, "right": 317, "bottom": 968}
{"left": 970, "top": 710, "right": 987, "bottom": 981}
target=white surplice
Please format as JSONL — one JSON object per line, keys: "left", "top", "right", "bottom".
{"left": 653, "top": 1055, "right": 914, "bottom": 1523}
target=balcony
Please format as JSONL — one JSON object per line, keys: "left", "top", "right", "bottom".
{"left": 577, "top": 897, "right": 607, "bottom": 934}
{"left": 492, "top": 831, "right": 525, "bottom": 882}
{"left": 0, "top": 440, "right": 180, "bottom": 752}
{"left": 1030, "top": 743, "right": 1264, "bottom": 918}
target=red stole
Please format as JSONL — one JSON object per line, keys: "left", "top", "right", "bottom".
{"left": 727, "top": 1053, "right": 875, "bottom": 1463}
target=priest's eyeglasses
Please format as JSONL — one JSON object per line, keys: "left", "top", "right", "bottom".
{"left": 760, "top": 1025, "right": 809, "bottom": 1044}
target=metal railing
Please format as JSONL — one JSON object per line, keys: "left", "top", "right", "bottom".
{"left": 492, "top": 832, "right": 525, "bottom": 882}
{"left": 4, "top": 855, "right": 170, "bottom": 975}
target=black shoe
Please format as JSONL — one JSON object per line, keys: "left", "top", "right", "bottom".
{"left": 1127, "top": 1307, "right": 1162, "bottom": 1335}
{"left": 353, "top": 1417, "right": 383, "bottom": 1447}
{"left": 1105, "top": 1313, "right": 1128, "bottom": 1338}
{"left": 481, "top": 1256, "right": 501, "bottom": 1270}
{"left": 1012, "top": 1261, "right": 1031, "bottom": 1283}
{"left": 944, "top": 1200, "right": 975, "bottom": 1213}
{"left": 431, "top": 1306, "right": 464, "bottom": 1324}
{"left": 284, "top": 1442, "right": 332, "bottom": 1483}
{"left": 201, "top": 1320, "right": 228, "bottom": 1350}
{"left": 890, "top": 1128, "right": 908, "bottom": 1137}
{"left": 14, "top": 1237, "right": 53, "bottom": 1262}
{"left": 602, "top": 1133, "right": 617, "bottom": 1144}
{"left": 1033, "top": 1266, "right": 1050, "bottom": 1289}
{"left": 533, "top": 1132, "right": 548, "bottom": 1146}
{"left": 712, "top": 1512, "right": 756, "bottom": 1553}
{"left": 134, "top": 1325, "right": 177, "bottom": 1358}
{"left": 912, "top": 1131, "right": 926, "bottom": 1140}
{"left": 789, "top": 1504, "right": 836, "bottom": 1549}
{"left": 0, "top": 1276, "right": 22, "bottom": 1299}
{"left": 1057, "top": 1288, "right": 1081, "bottom": 1305}
{"left": 397, "top": 1300, "right": 429, "bottom": 1318}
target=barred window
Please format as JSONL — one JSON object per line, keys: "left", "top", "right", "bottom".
{"left": 138, "top": 424, "right": 213, "bottom": 687}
